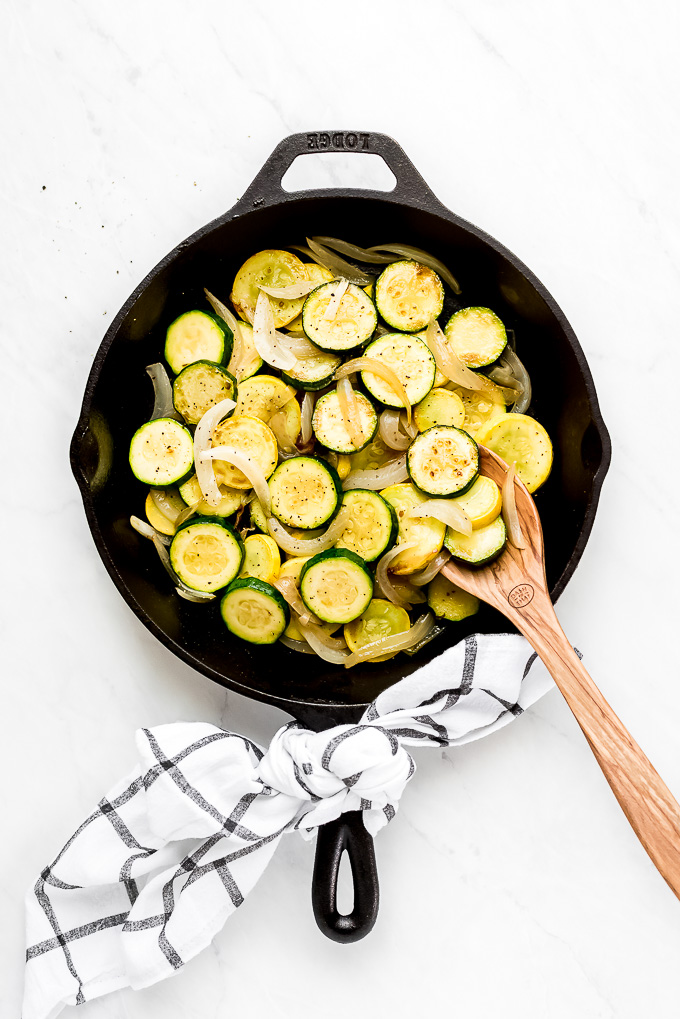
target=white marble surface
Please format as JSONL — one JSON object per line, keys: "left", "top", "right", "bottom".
{"left": 3, "top": 0, "right": 680, "bottom": 1015}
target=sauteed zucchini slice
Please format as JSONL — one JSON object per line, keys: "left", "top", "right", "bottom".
{"left": 165, "top": 311, "right": 229, "bottom": 374}
{"left": 282, "top": 349, "right": 342, "bottom": 390}
{"left": 129, "top": 418, "right": 194, "bottom": 487}
{"left": 427, "top": 575, "right": 480, "bottom": 621}
{"left": 312, "top": 389, "right": 378, "bottom": 453}
{"left": 334, "top": 490, "right": 398, "bottom": 562}
{"left": 170, "top": 517, "right": 244, "bottom": 592}
{"left": 413, "top": 387, "right": 465, "bottom": 431}
{"left": 302, "top": 281, "right": 377, "bottom": 351}
{"left": 173, "top": 361, "right": 237, "bottom": 425}
{"left": 444, "top": 307, "right": 507, "bottom": 369}
{"left": 221, "top": 578, "right": 289, "bottom": 644}
{"left": 239, "top": 533, "right": 281, "bottom": 584}
{"left": 231, "top": 249, "right": 309, "bottom": 327}
{"left": 448, "top": 381, "right": 507, "bottom": 436}
{"left": 444, "top": 516, "right": 507, "bottom": 565}
{"left": 361, "top": 333, "right": 436, "bottom": 407}
{"left": 375, "top": 260, "right": 444, "bottom": 332}
{"left": 269, "top": 456, "right": 342, "bottom": 529}
{"left": 476, "top": 414, "right": 553, "bottom": 493}
{"left": 300, "top": 549, "right": 374, "bottom": 624}
{"left": 249, "top": 497, "right": 269, "bottom": 534}
{"left": 344, "top": 599, "right": 411, "bottom": 662}
{"left": 380, "top": 483, "right": 446, "bottom": 574}
{"left": 211, "top": 415, "right": 279, "bottom": 489}
{"left": 179, "top": 475, "right": 244, "bottom": 518}
{"left": 407, "top": 426, "right": 478, "bottom": 497}
{"left": 234, "top": 375, "right": 295, "bottom": 421}
{"left": 450, "top": 475, "right": 502, "bottom": 530}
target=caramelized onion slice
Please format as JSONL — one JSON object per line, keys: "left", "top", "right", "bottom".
{"left": 301, "top": 391, "right": 315, "bottom": 446}
{"left": 311, "top": 237, "right": 395, "bottom": 264}
{"left": 301, "top": 238, "right": 372, "bottom": 285}
{"left": 367, "top": 244, "right": 461, "bottom": 294}
{"left": 298, "top": 621, "right": 351, "bottom": 665}
{"left": 193, "top": 397, "right": 237, "bottom": 507}
{"left": 342, "top": 453, "right": 408, "bottom": 491}
{"left": 201, "top": 444, "right": 272, "bottom": 517}
{"left": 376, "top": 542, "right": 420, "bottom": 608}
{"left": 335, "top": 357, "right": 411, "bottom": 425}
{"left": 130, "top": 515, "right": 171, "bottom": 545}
{"left": 502, "top": 461, "right": 526, "bottom": 549}
{"left": 337, "top": 376, "right": 365, "bottom": 450}
{"left": 409, "top": 550, "right": 451, "bottom": 587}
{"left": 379, "top": 409, "right": 412, "bottom": 451}
{"left": 280, "top": 635, "right": 315, "bottom": 654}
{"left": 253, "top": 290, "right": 297, "bottom": 371}
{"left": 323, "top": 279, "right": 350, "bottom": 320}
{"left": 342, "top": 612, "right": 435, "bottom": 668}
{"left": 258, "top": 280, "right": 319, "bottom": 299}
{"left": 267, "top": 509, "right": 348, "bottom": 556}
{"left": 146, "top": 363, "right": 178, "bottom": 421}
{"left": 150, "top": 489, "right": 181, "bottom": 524}
{"left": 408, "top": 499, "right": 472, "bottom": 536}
{"left": 273, "top": 575, "right": 320, "bottom": 626}
{"left": 150, "top": 534, "right": 215, "bottom": 602}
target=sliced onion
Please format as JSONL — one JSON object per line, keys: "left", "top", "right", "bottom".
{"left": 277, "top": 332, "right": 320, "bottom": 357}
{"left": 253, "top": 291, "right": 297, "bottom": 371}
{"left": 342, "top": 453, "right": 408, "bottom": 491}
{"left": 337, "top": 377, "right": 364, "bottom": 449}
{"left": 502, "top": 347, "right": 532, "bottom": 414}
{"left": 194, "top": 397, "right": 237, "bottom": 507}
{"left": 342, "top": 612, "right": 435, "bottom": 668}
{"left": 175, "top": 502, "right": 200, "bottom": 528}
{"left": 300, "top": 238, "right": 372, "bottom": 286}
{"left": 323, "top": 279, "right": 350, "bottom": 320}
{"left": 367, "top": 244, "right": 461, "bottom": 294}
{"left": 409, "top": 550, "right": 451, "bottom": 586}
{"left": 267, "top": 509, "right": 348, "bottom": 556}
{"left": 335, "top": 357, "right": 411, "bottom": 425}
{"left": 374, "top": 571, "right": 426, "bottom": 609}
{"left": 408, "top": 500, "right": 472, "bottom": 536}
{"left": 298, "top": 620, "right": 350, "bottom": 665}
{"left": 258, "top": 280, "right": 319, "bottom": 299}
{"left": 280, "top": 635, "right": 316, "bottom": 654}
{"left": 204, "top": 288, "right": 249, "bottom": 379}
{"left": 379, "top": 409, "right": 411, "bottom": 451}
{"left": 303, "top": 622, "right": 347, "bottom": 652}
{"left": 404, "top": 620, "right": 447, "bottom": 655}
{"left": 201, "top": 444, "right": 271, "bottom": 517}
{"left": 269, "top": 408, "right": 298, "bottom": 453}
{"left": 146, "top": 363, "right": 178, "bottom": 421}
{"left": 301, "top": 392, "right": 315, "bottom": 445}
{"left": 150, "top": 534, "right": 215, "bottom": 602}
{"left": 273, "top": 575, "right": 320, "bottom": 626}
{"left": 376, "top": 542, "right": 420, "bottom": 608}
{"left": 502, "top": 461, "right": 525, "bottom": 549}
{"left": 311, "top": 237, "right": 395, "bottom": 264}
{"left": 424, "top": 320, "right": 486, "bottom": 392}
{"left": 150, "top": 489, "right": 181, "bottom": 524}
{"left": 130, "top": 515, "right": 171, "bottom": 545}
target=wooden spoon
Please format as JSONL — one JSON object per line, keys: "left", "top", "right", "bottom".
{"left": 441, "top": 446, "right": 680, "bottom": 898}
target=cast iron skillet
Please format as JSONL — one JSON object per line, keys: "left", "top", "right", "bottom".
{"left": 70, "top": 131, "right": 611, "bottom": 943}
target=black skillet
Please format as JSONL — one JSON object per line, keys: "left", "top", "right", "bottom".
{"left": 70, "top": 131, "right": 611, "bottom": 943}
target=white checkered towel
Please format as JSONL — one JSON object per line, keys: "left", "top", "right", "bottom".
{"left": 24, "top": 634, "right": 555, "bottom": 1019}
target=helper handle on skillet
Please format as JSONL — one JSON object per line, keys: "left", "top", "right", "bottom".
{"left": 442, "top": 447, "right": 680, "bottom": 901}
{"left": 295, "top": 704, "right": 379, "bottom": 943}
{"left": 234, "top": 130, "right": 446, "bottom": 212}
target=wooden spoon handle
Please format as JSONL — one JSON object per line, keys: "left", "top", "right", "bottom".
{"left": 514, "top": 596, "right": 680, "bottom": 898}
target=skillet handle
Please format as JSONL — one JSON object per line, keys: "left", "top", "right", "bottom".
{"left": 235, "top": 130, "right": 445, "bottom": 211}
{"left": 311, "top": 810, "right": 379, "bottom": 943}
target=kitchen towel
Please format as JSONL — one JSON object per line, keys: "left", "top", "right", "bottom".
{"left": 24, "top": 633, "right": 555, "bottom": 1019}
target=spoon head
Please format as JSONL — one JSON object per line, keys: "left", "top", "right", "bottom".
{"left": 440, "top": 445, "right": 547, "bottom": 609}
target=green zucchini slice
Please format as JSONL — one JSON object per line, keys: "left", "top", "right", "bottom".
{"left": 282, "top": 349, "right": 343, "bottom": 391}
{"left": 220, "top": 577, "right": 289, "bottom": 644}
{"left": 302, "top": 281, "right": 377, "bottom": 351}
{"left": 375, "top": 260, "right": 444, "bottom": 332}
{"left": 165, "top": 311, "right": 230, "bottom": 375}
{"left": 169, "top": 517, "right": 244, "bottom": 593}
{"left": 407, "top": 425, "right": 478, "bottom": 497}
{"left": 178, "top": 475, "right": 244, "bottom": 518}
{"left": 172, "top": 361, "right": 237, "bottom": 425}
{"left": 444, "top": 307, "right": 507, "bottom": 369}
{"left": 444, "top": 516, "right": 507, "bottom": 564}
{"left": 300, "top": 549, "right": 374, "bottom": 624}
{"left": 361, "top": 333, "right": 436, "bottom": 408}
{"left": 268, "top": 456, "right": 342, "bottom": 530}
{"left": 129, "top": 418, "right": 194, "bottom": 487}
{"left": 335, "top": 490, "right": 397, "bottom": 562}
{"left": 311, "top": 389, "right": 378, "bottom": 454}
{"left": 427, "top": 574, "right": 479, "bottom": 621}
{"left": 249, "top": 497, "right": 269, "bottom": 534}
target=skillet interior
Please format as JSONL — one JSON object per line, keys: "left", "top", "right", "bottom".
{"left": 72, "top": 189, "right": 610, "bottom": 713}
